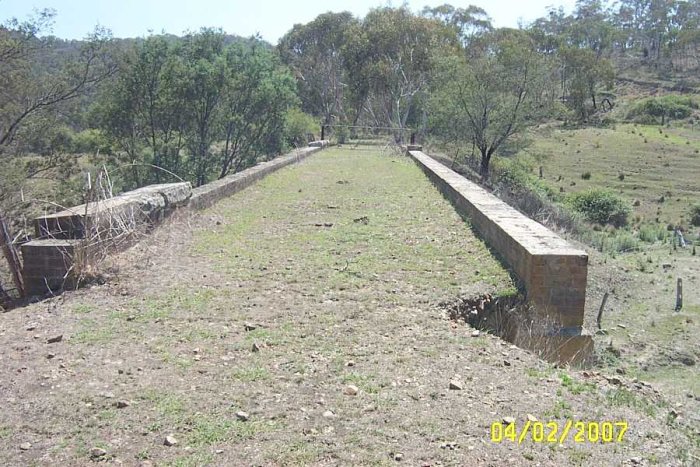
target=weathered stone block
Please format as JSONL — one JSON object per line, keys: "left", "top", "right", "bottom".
{"left": 189, "top": 146, "right": 322, "bottom": 210}
{"left": 35, "top": 182, "right": 192, "bottom": 239}
{"left": 408, "top": 150, "right": 591, "bottom": 363}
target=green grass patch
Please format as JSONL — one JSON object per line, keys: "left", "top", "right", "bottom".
{"left": 559, "top": 372, "right": 596, "bottom": 395}
{"left": 231, "top": 365, "right": 270, "bottom": 382}
{"left": 71, "top": 303, "right": 94, "bottom": 314}
{"left": 70, "top": 319, "right": 116, "bottom": 344}
{"left": 186, "top": 416, "right": 280, "bottom": 446}
{"left": 141, "top": 390, "right": 186, "bottom": 419}
{"left": 342, "top": 372, "right": 384, "bottom": 394}
{"left": 167, "top": 452, "right": 215, "bottom": 467}
{"left": 515, "top": 124, "right": 700, "bottom": 229}
{"left": 546, "top": 399, "right": 573, "bottom": 419}
{"left": 605, "top": 388, "right": 659, "bottom": 416}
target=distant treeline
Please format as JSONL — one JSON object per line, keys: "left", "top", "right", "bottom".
{"left": 1, "top": 1, "right": 699, "bottom": 208}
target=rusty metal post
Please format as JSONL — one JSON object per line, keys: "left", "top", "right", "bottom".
{"left": 410, "top": 132, "right": 416, "bottom": 145}
{"left": 675, "top": 278, "right": 683, "bottom": 311}
{"left": 321, "top": 125, "right": 325, "bottom": 141}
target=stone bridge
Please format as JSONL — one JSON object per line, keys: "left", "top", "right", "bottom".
{"left": 21, "top": 142, "right": 591, "bottom": 364}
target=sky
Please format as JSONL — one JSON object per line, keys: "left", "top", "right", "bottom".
{"left": 1, "top": 0, "right": 578, "bottom": 44}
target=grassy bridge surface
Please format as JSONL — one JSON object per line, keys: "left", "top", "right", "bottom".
{"left": 0, "top": 148, "right": 694, "bottom": 465}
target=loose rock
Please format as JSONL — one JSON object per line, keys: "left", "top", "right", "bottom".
{"left": 115, "top": 400, "right": 130, "bottom": 409}
{"left": 164, "top": 435, "right": 178, "bottom": 446}
{"left": 19, "top": 442, "right": 32, "bottom": 451}
{"left": 503, "top": 416, "right": 516, "bottom": 425}
{"left": 344, "top": 385, "right": 359, "bottom": 396}
{"left": 47, "top": 335, "right": 63, "bottom": 344}
{"left": 235, "top": 411, "right": 249, "bottom": 421}
{"left": 90, "top": 447, "right": 107, "bottom": 458}
{"left": 449, "top": 379, "right": 463, "bottom": 390}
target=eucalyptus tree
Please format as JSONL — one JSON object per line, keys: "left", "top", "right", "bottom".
{"left": 421, "top": 3, "right": 492, "bottom": 51}
{"left": 218, "top": 42, "right": 297, "bottom": 178}
{"left": 430, "top": 29, "right": 546, "bottom": 178}
{"left": 277, "top": 12, "right": 358, "bottom": 125}
{"left": 344, "top": 7, "right": 458, "bottom": 133}
{"left": 0, "top": 10, "right": 115, "bottom": 153}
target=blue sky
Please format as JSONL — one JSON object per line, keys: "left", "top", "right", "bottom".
{"left": 1, "top": 0, "right": 577, "bottom": 43}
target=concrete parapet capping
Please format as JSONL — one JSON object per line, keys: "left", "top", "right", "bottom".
{"left": 22, "top": 144, "right": 326, "bottom": 297}
{"left": 408, "top": 149, "right": 593, "bottom": 364}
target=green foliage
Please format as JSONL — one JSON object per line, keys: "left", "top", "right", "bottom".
{"left": 559, "top": 47, "right": 615, "bottom": 121}
{"left": 277, "top": 12, "right": 358, "bottom": 124}
{"left": 284, "top": 108, "right": 317, "bottom": 147}
{"left": 72, "top": 129, "right": 112, "bottom": 155}
{"left": 344, "top": 7, "right": 458, "bottom": 132}
{"left": 638, "top": 223, "right": 669, "bottom": 243}
{"left": 567, "top": 189, "right": 631, "bottom": 227}
{"left": 429, "top": 29, "right": 546, "bottom": 177}
{"left": 97, "top": 31, "right": 297, "bottom": 187}
{"left": 582, "top": 230, "right": 639, "bottom": 253}
{"left": 606, "top": 388, "right": 658, "bottom": 416}
{"left": 627, "top": 96, "right": 698, "bottom": 125}
{"left": 690, "top": 203, "right": 700, "bottom": 226}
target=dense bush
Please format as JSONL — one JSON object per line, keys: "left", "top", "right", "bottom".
{"left": 567, "top": 189, "right": 631, "bottom": 227}
{"left": 284, "top": 108, "right": 318, "bottom": 147}
{"left": 72, "top": 129, "right": 112, "bottom": 155}
{"left": 626, "top": 95, "right": 698, "bottom": 125}
{"left": 690, "top": 203, "right": 700, "bottom": 226}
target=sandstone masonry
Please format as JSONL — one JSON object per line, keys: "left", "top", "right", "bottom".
{"left": 408, "top": 149, "right": 593, "bottom": 364}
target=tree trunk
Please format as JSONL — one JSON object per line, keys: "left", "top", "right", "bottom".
{"left": 479, "top": 150, "right": 490, "bottom": 180}
{"left": 0, "top": 212, "right": 24, "bottom": 298}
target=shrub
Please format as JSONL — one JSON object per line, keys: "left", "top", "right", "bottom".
{"left": 626, "top": 95, "right": 698, "bottom": 125}
{"left": 73, "top": 129, "right": 112, "bottom": 155}
{"left": 638, "top": 224, "right": 669, "bottom": 243}
{"left": 567, "top": 189, "right": 631, "bottom": 227}
{"left": 582, "top": 230, "right": 639, "bottom": 253}
{"left": 690, "top": 203, "right": 700, "bottom": 226}
{"left": 581, "top": 171, "right": 591, "bottom": 180}
{"left": 284, "top": 108, "right": 318, "bottom": 147}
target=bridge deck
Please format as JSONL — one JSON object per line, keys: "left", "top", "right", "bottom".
{"left": 0, "top": 148, "right": 675, "bottom": 465}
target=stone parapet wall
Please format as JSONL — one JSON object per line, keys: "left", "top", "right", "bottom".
{"left": 22, "top": 146, "right": 325, "bottom": 296}
{"left": 408, "top": 150, "right": 592, "bottom": 363}
{"left": 189, "top": 146, "right": 322, "bottom": 210}
{"left": 35, "top": 183, "right": 192, "bottom": 239}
